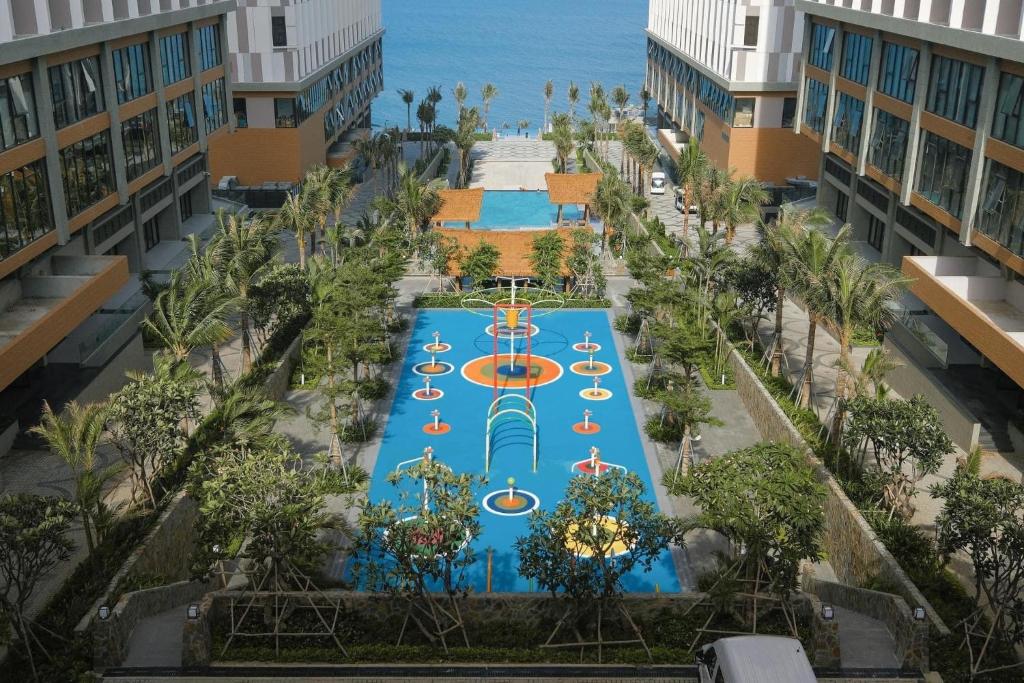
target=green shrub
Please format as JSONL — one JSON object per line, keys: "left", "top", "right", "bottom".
{"left": 341, "top": 418, "right": 379, "bottom": 443}
{"left": 614, "top": 313, "right": 642, "bottom": 335}
{"left": 357, "top": 376, "right": 390, "bottom": 401}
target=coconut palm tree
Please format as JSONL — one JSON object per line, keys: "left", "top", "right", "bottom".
{"left": 425, "top": 85, "right": 443, "bottom": 152}
{"left": 181, "top": 235, "right": 235, "bottom": 388}
{"left": 550, "top": 112, "right": 574, "bottom": 173}
{"left": 592, "top": 172, "right": 631, "bottom": 253}
{"left": 611, "top": 84, "right": 630, "bottom": 121}
{"left": 543, "top": 80, "right": 554, "bottom": 132}
{"left": 390, "top": 163, "right": 442, "bottom": 245}
{"left": 143, "top": 270, "right": 234, "bottom": 369}
{"left": 567, "top": 81, "right": 580, "bottom": 122}
{"left": 677, "top": 143, "right": 709, "bottom": 235}
{"left": 416, "top": 99, "right": 432, "bottom": 157}
{"left": 454, "top": 106, "right": 481, "bottom": 188}
{"left": 481, "top": 82, "right": 499, "bottom": 130}
{"left": 31, "top": 400, "right": 107, "bottom": 553}
{"left": 639, "top": 87, "right": 651, "bottom": 123}
{"left": 276, "top": 179, "right": 321, "bottom": 270}
{"left": 721, "top": 176, "right": 769, "bottom": 243}
{"left": 214, "top": 212, "right": 281, "bottom": 373}
{"left": 397, "top": 89, "right": 415, "bottom": 141}
{"left": 453, "top": 81, "right": 467, "bottom": 115}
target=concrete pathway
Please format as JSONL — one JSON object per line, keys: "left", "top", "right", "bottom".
{"left": 468, "top": 139, "right": 565, "bottom": 190}
{"left": 122, "top": 603, "right": 192, "bottom": 667}
{"left": 833, "top": 606, "right": 900, "bottom": 669}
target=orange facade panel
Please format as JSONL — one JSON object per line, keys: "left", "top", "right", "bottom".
{"left": 727, "top": 127, "right": 821, "bottom": 185}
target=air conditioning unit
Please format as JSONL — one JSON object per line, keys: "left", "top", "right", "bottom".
{"left": 217, "top": 176, "right": 239, "bottom": 190}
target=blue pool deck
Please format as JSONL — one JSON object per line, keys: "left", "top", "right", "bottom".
{"left": 444, "top": 190, "right": 584, "bottom": 229}
{"left": 364, "top": 309, "right": 682, "bottom": 593}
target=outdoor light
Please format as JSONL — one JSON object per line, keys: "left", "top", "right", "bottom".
{"left": 913, "top": 607, "right": 926, "bottom": 621}
{"left": 821, "top": 605, "right": 834, "bottom": 621}
{"left": 97, "top": 606, "right": 110, "bottom": 621}
{"left": 187, "top": 604, "right": 200, "bottom": 619}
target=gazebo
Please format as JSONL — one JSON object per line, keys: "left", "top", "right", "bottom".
{"left": 436, "top": 227, "right": 575, "bottom": 288}
{"left": 545, "top": 172, "right": 603, "bottom": 225}
{"left": 432, "top": 188, "right": 485, "bottom": 229}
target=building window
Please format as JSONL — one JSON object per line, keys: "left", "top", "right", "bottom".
{"left": 808, "top": 22, "right": 836, "bottom": 71}
{"left": 916, "top": 131, "right": 972, "bottom": 219}
{"left": 60, "top": 130, "right": 114, "bottom": 217}
{"left": 743, "top": 15, "right": 759, "bottom": 48}
{"left": 840, "top": 32, "right": 873, "bottom": 85}
{"left": 121, "top": 109, "right": 162, "bottom": 182}
{"left": 112, "top": 42, "right": 152, "bottom": 104}
{"left": 275, "top": 98, "right": 296, "bottom": 128}
{"left": 868, "top": 108, "right": 909, "bottom": 179}
{"left": 878, "top": 42, "right": 918, "bottom": 104}
{"left": 804, "top": 78, "right": 828, "bottom": 134}
{"left": 867, "top": 214, "right": 886, "bottom": 252}
{"left": 202, "top": 79, "right": 227, "bottom": 134}
{"left": 976, "top": 159, "right": 1024, "bottom": 257}
{"left": 992, "top": 71, "right": 1024, "bottom": 150}
{"left": 694, "top": 109, "right": 705, "bottom": 143}
{"left": 781, "top": 97, "right": 796, "bottom": 128}
{"left": 49, "top": 57, "right": 103, "bottom": 129}
{"left": 197, "top": 24, "right": 222, "bottom": 71}
{"left": 926, "top": 55, "right": 984, "bottom": 128}
{"left": 167, "top": 93, "right": 197, "bottom": 156}
{"left": 160, "top": 32, "right": 190, "bottom": 85}
{"left": 835, "top": 192, "right": 849, "bottom": 222}
{"left": 0, "top": 73, "right": 39, "bottom": 151}
{"left": 832, "top": 93, "right": 865, "bottom": 154}
{"left": 733, "top": 98, "right": 755, "bottom": 128}
{"left": 179, "top": 192, "right": 193, "bottom": 221}
{"left": 272, "top": 16, "right": 288, "bottom": 47}
{"left": 143, "top": 216, "right": 160, "bottom": 251}
{"left": 0, "top": 160, "right": 53, "bottom": 261}
{"left": 233, "top": 97, "right": 248, "bottom": 128}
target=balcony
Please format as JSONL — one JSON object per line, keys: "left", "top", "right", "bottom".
{"left": 0, "top": 254, "right": 129, "bottom": 391}
{"left": 902, "top": 255, "right": 1024, "bottom": 388}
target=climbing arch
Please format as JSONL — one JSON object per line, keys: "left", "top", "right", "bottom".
{"left": 484, "top": 394, "right": 538, "bottom": 474}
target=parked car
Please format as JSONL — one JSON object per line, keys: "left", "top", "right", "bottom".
{"left": 650, "top": 171, "right": 667, "bottom": 195}
{"left": 674, "top": 187, "right": 698, "bottom": 214}
{"left": 696, "top": 636, "right": 816, "bottom": 683}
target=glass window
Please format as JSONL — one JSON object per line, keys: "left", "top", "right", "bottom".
{"left": 121, "top": 108, "right": 162, "bottom": 182}
{"left": 272, "top": 16, "right": 287, "bottom": 47}
{"left": 781, "top": 97, "right": 797, "bottom": 128}
{"left": 0, "top": 73, "right": 39, "bottom": 151}
{"left": 201, "top": 78, "right": 227, "bottom": 134}
{"left": 743, "top": 16, "right": 759, "bottom": 48}
{"left": 832, "top": 93, "right": 865, "bottom": 154}
{"left": 160, "top": 32, "right": 190, "bottom": 85}
{"left": 0, "top": 159, "right": 53, "bottom": 261}
{"left": 976, "top": 159, "right": 1024, "bottom": 257}
{"left": 197, "top": 24, "right": 222, "bottom": 71}
{"left": 167, "top": 93, "right": 197, "bottom": 156}
{"left": 804, "top": 78, "right": 829, "bottom": 134}
{"left": 835, "top": 192, "right": 849, "bottom": 221}
{"left": 275, "top": 98, "right": 296, "bottom": 128}
{"left": 694, "top": 109, "right": 705, "bottom": 142}
{"left": 840, "top": 32, "right": 873, "bottom": 85}
{"left": 808, "top": 22, "right": 836, "bottom": 71}
{"left": 878, "top": 42, "right": 918, "bottom": 104}
{"left": 926, "top": 55, "right": 984, "bottom": 128}
{"left": 233, "top": 97, "right": 248, "bottom": 128}
{"left": 733, "top": 98, "right": 755, "bottom": 127}
{"left": 915, "top": 131, "right": 972, "bottom": 219}
{"left": 59, "top": 130, "right": 114, "bottom": 217}
{"left": 112, "top": 42, "right": 152, "bottom": 104}
{"left": 49, "top": 57, "right": 104, "bottom": 129}
{"left": 992, "top": 71, "right": 1024, "bottom": 150}
{"left": 868, "top": 108, "right": 910, "bottom": 180}
{"left": 867, "top": 214, "right": 886, "bottom": 252}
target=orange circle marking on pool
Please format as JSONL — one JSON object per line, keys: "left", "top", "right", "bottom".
{"left": 460, "top": 354, "right": 563, "bottom": 389}
{"left": 570, "top": 360, "right": 612, "bottom": 376}
{"left": 579, "top": 388, "right": 613, "bottom": 401}
{"left": 572, "top": 421, "right": 601, "bottom": 434}
{"left": 422, "top": 422, "right": 452, "bottom": 435}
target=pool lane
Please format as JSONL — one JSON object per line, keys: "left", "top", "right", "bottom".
{"left": 444, "top": 190, "right": 582, "bottom": 229}
{"left": 365, "top": 309, "right": 681, "bottom": 593}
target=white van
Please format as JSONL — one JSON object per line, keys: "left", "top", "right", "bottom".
{"left": 650, "top": 171, "right": 667, "bottom": 195}
{"left": 674, "top": 187, "right": 698, "bottom": 214}
{"left": 696, "top": 636, "right": 816, "bottom": 683}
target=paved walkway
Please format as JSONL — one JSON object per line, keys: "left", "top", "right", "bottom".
{"left": 467, "top": 139, "right": 570, "bottom": 190}
{"left": 122, "top": 603, "right": 192, "bottom": 667}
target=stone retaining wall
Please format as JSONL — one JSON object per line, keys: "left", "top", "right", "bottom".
{"left": 725, "top": 343, "right": 949, "bottom": 636}
{"left": 803, "top": 574, "right": 929, "bottom": 671}
{"left": 262, "top": 331, "right": 303, "bottom": 401}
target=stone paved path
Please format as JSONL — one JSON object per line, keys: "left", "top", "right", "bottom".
{"left": 122, "top": 603, "right": 192, "bottom": 667}
{"left": 833, "top": 606, "right": 900, "bottom": 669}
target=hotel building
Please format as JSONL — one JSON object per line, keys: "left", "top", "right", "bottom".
{"left": 210, "top": 0, "right": 383, "bottom": 186}
{"left": 0, "top": 0, "right": 237, "bottom": 452}
{"left": 794, "top": 0, "right": 1024, "bottom": 450}
{"left": 645, "top": 0, "right": 822, "bottom": 184}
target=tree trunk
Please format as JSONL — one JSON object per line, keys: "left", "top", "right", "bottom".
{"left": 800, "top": 316, "right": 817, "bottom": 409}
{"left": 682, "top": 184, "right": 690, "bottom": 235}
{"left": 831, "top": 333, "right": 851, "bottom": 444}
{"left": 241, "top": 313, "right": 253, "bottom": 374}
{"left": 80, "top": 504, "right": 95, "bottom": 554}
{"left": 326, "top": 344, "right": 342, "bottom": 469}
{"left": 211, "top": 343, "right": 224, "bottom": 389}
{"left": 296, "top": 232, "right": 306, "bottom": 270}
{"left": 771, "top": 286, "right": 785, "bottom": 377}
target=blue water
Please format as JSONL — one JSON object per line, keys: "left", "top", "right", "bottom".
{"left": 364, "top": 309, "right": 681, "bottom": 593}
{"left": 444, "top": 190, "right": 582, "bottom": 229}
{"left": 374, "top": 1, "right": 649, "bottom": 131}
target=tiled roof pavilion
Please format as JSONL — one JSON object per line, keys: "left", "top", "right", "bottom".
{"left": 432, "top": 188, "right": 484, "bottom": 225}
{"left": 545, "top": 172, "right": 602, "bottom": 206}
{"left": 437, "top": 228, "right": 575, "bottom": 277}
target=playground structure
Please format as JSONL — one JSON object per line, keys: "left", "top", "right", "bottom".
{"left": 484, "top": 394, "right": 537, "bottom": 473}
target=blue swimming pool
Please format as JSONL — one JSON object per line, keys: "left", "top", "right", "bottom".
{"left": 445, "top": 190, "right": 582, "bottom": 229}
{"left": 363, "top": 309, "right": 680, "bottom": 593}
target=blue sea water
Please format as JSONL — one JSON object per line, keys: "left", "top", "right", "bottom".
{"left": 373, "top": 0, "right": 649, "bottom": 131}
{"left": 444, "top": 190, "right": 582, "bottom": 229}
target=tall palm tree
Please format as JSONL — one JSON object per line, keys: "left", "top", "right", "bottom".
{"left": 550, "top": 112, "right": 574, "bottom": 173}
{"left": 143, "top": 270, "right": 234, "bottom": 368}
{"left": 181, "top": 235, "right": 235, "bottom": 388}
{"left": 31, "top": 400, "right": 107, "bottom": 553}
{"left": 397, "top": 89, "right": 415, "bottom": 141}
{"left": 611, "top": 84, "right": 630, "bottom": 121}
{"left": 454, "top": 106, "right": 481, "bottom": 188}
{"left": 592, "top": 173, "right": 631, "bottom": 252}
{"left": 453, "top": 81, "right": 468, "bottom": 115}
{"left": 418, "top": 99, "right": 436, "bottom": 156}
{"left": 677, "top": 143, "right": 709, "bottom": 235}
{"left": 721, "top": 176, "right": 769, "bottom": 243}
{"left": 390, "top": 163, "right": 442, "bottom": 245}
{"left": 425, "top": 85, "right": 443, "bottom": 152}
{"left": 215, "top": 211, "right": 281, "bottom": 373}
{"left": 481, "top": 82, "right": 499, "bottom": 130}
{"left": 783, "top": 223, "right": 852, "bottom": 408}
{"left": 639, "top": 87, "right": 651, "bottom": 123}
{"left": 543, "top": 80, "right": 554, "bottom": 132}
{"left": 416, "top": 99, "right": 432, "bottom": 157}
{"left": 276, "top": 176, "right": 322, "bottom": 270}
{"left": 567, "top": 81, "right": 580, "bottom": 122}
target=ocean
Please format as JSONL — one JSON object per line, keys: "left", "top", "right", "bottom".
{"left": 372, "top": 0, "right": 649, "bottom": 132}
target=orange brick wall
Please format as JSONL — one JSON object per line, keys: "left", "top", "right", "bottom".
{"left": 728, "top": 127, "right": 821, "bottom": 184}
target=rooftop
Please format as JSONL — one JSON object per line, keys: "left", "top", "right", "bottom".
{"left": 437, "top": 228, "right": 575, "bottom": 277}
{"left": 545, "top": 172, "right": 602, "bottom": 206}
{"left": 433, "top": 188, "right": 485, "bottom": 223}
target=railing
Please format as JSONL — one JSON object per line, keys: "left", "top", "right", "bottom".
{"left": 77, "top": 291, "right": 152, "bottom": 367}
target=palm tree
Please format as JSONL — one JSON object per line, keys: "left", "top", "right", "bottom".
{"left": 398, "top": 89, "right": 415, "bottom": 141}
{"left": 453, "top": 81, "right": 468, "bottom": 115}
{"left": 454, "top": 106, "right": 481, "bottom": 188}
{"left": 639, "top": 87, "right": 651, "bottom": 123}
{"left": 543, "top": 80, "right": 554, "bottom": 132}
{"left": 31, "top": 401, "right": 107, "bottom": 553}
{"left": 390, "top": 163, "right": 442, "bottom": 245}
{"left": 214, "top": 211, "right": 281, "bottom": 373}
{"left": 592, "top": 173, "right": 631, "bottom": 252}
{"left": 275, "top": 184, "right": 318, "bottom": 270}
{"left": 481, "top": 82, "right": 499, "bottom": 130}
{"left": 721, "top": 176, "right": 769, "bottom": 243}
{"left": 143, "top": 270, "right": 234, "bottom": 368}
{"left": 611, "top": 84, "right": 630, "bottom": 121}
{"left": 418, "top": 99, "right": 436, "bottom": 157}
{"left": 516, "top": 119, "right": 530, "bottom": 136}
{"left": 550, "top": 112, "right": 574, "bottom": 173}
{"left": 416, "top": 99, "right": 432, "bottom": 157}
{"left": 181, "top": 236, "right": 235, "bottom": 388}
{"left": 677, "top": 143, "right": 709, "bottom": 235}
{"left": 567, "top": 81, "right": 580, "bottom": 122}
{"left": 425, "top": 85, "right": 443, "bottom": 152}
